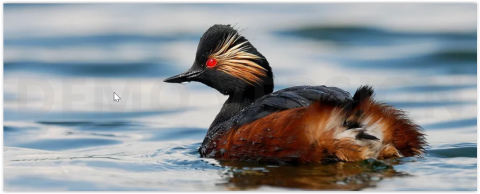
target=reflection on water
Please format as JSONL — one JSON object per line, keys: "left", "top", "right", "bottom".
{"left": 220, "top": 159, "right": 406, "bottom": 190}
{"left": 3, "top": 3, "right": 477, "bottom": 191}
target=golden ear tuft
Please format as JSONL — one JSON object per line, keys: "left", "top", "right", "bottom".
{"left": 209, "top": 33, "right": 267, "bottom": 85}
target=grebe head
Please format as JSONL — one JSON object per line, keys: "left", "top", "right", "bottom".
{"left": 164, "top": 24, "right": 273, "bottom": 97}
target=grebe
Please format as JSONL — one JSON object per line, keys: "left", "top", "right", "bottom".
{"left": 164, "top": 24, "right": 426, "bottom": 164}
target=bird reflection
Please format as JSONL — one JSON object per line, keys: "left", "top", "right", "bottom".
{"left": 217, "top": 158, "right": 409, "bottom": 190}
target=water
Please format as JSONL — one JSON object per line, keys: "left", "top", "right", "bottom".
{"left": 3, "top": 3, "right": 477, "bottom": 191}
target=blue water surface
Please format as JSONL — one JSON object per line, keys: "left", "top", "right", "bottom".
{"left": 3, "top": 3, "right": 477, "bottom": 191}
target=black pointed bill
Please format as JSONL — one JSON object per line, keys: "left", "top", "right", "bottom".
{"left": 164, "top": 68, "right": 203, "bottom": 83}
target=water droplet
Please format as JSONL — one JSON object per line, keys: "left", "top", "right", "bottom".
{"left": 220, "top": 148, "right": 227, "bottom": 155}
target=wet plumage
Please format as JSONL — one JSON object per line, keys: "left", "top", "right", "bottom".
{"left": 164, "top": 24, "right": 426, "bottom": 164}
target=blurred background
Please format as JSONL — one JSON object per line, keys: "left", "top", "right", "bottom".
{"left": 3, "top": 3, "right": 477, "bottom": 191}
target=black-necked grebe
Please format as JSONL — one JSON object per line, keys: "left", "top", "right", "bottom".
{"left": 164, "top": 24, "right": 426, "bottom": 164}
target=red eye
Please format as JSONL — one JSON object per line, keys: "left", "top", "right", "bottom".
{"left": 206, "top": 58, "right": 217, "bottom": 68}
